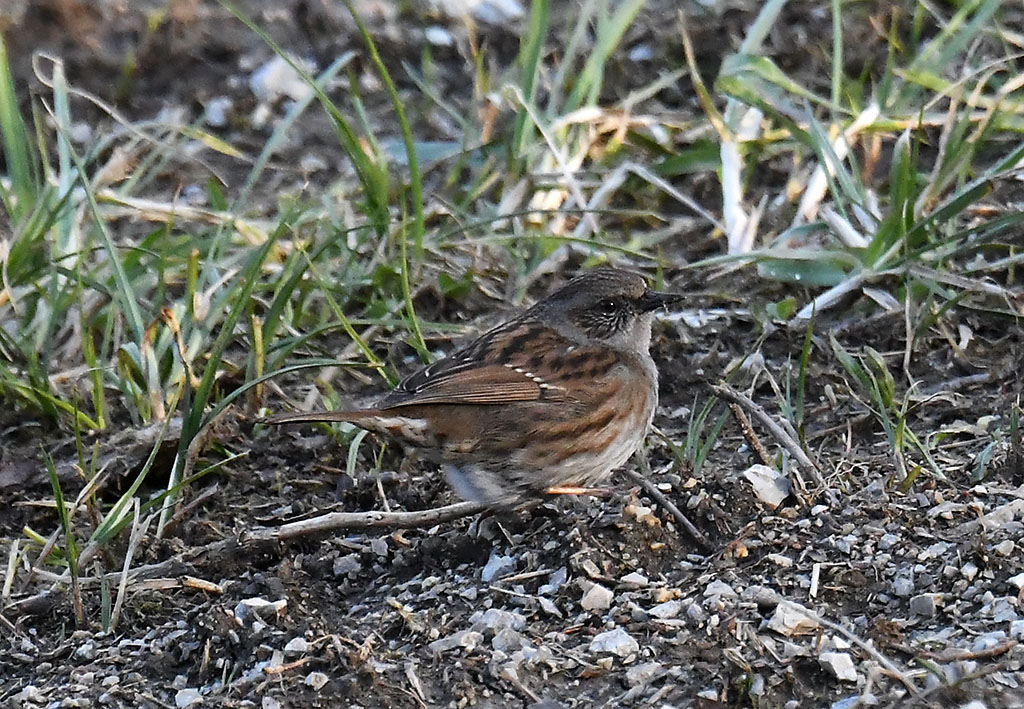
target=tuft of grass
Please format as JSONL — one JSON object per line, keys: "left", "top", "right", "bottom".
{"left": 703, "top": 0, "right": 1024, "bottom": 324}
{"left": 679, "top": 395, "right": 730, "bottom": 478}
{"left": 829, "top": 335, "right": 943, "bottom": 485}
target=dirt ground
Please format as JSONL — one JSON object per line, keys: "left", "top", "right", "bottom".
{"left": 2, "top": 1, "right": 1024, "bottom": 707}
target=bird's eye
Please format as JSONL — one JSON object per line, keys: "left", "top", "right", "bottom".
{"left": 597, "top": 298, "right": 618, "bottom": 315}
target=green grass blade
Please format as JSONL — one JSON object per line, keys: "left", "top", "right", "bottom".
{"left": 565, "top": 0, "right": 645, "bottom": 110}
{"left": 344, "top": 0, "right": 424, "bottom": 252}
{"left": 513, "top": 0, "right": 549, "bottom": 154}
{"left": 0, "top": 33, "right": 36, "bottom": 220}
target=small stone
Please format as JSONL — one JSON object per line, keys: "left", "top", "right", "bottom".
{"left": 283, "top": 637, "right": 309, "bottom": 656}
{"left": 686, "top": 602, "right": 707, "bottom": 623}
{"left": 16, "top": 686, "right": 40, "bottom": 702}
{"left": 305, "top": 671, "right": 329, "bottom": 690}
{"left": 919, "top": 542, "right": 950, "bottom": 560}
{"left": 703, "top": 580, "right": 737, "bottom": 600}
{"left": 767, "top": 601, "right": 820, "bottom": 637}
{"left": 471, "top": 608, "right": 526, "bottom": 633}
{"left": 628, "top": 44, "right": 653, "bottom": 62}
{"left": 481, "top": 552, "right": 516, "bottom": 582}
{"left": 589, "top": 627, "right": 639, "bottom": 658}
{"left": 652, "top": 587, "right": 679, "bottom": 603}
{"left": 262, "top": 697, "right": 282, "bottom": 709}
{"left": 892, "top": 573, "right": 914, "bottom": 598}
{"left": 994, "top": 539, "right": 1015, "bottom": 556}
{"left": 625, "top": 661, "right": 664, "bottom": 687}
{"left": 614, "top": 569, "right": 647, "bottom": 586}
{"left": 74, "top": 641, "right": 96, "bottom": 661}
{"left": 70, "top": 122, "right": 93, "bottom": 144}
{"left": 862, "top": 480, "right": 887, "bottom": 500}
{"left": 972, "top": 631, "right": 1007, "bottom": 653}
{"left": 878, "top": 533, "right": 901, "bottom": 550}
{"left": 819, "top": 652, "right": 858, "bottom": 682}
{"left": 464, "top": 0, "right": 524, "bottom": 24}
{"left": 579, "top": 558, "right": 602, "bottom": 579}
{"left": 833, "top": 535, "right": 854, "bottom": 554}
{"left": 1010, "top": 620, "right": 1024, "bottom": 640}
{"left": 537, "top": 597, "right": 562, "bottom": 617}
{"left": 767, "top": 554, "right": 793, "bottom": 568}
{"left": 985, "top": 597, "right": 1019, "bottom": 623}
{"left": 203, "top": 96, "right": 232, "bottom": 128}
{"left": 370, "top": 537, "right": 388, "bottom": 557}
{"left": 424, "top": 25, "right": 454, "bottom": 46}
{"left": 428, "top": 630, "right": 484, "bottom": 654}
{"left": 742, "top": 586, "right": 782, "bottom": 607}
{"left": 909, "top": 593, "right": 939, "bottom": 617}
{"left": 538, "top": 567, "right": 567, "bottom": 595}
{"left": 626, "top": 502, "right": 661, "bottom": 527}
{"left": 249, "top": 54, "right": 315, "bottom": 103}
{"left": 619, "top": 572, "right": 649, "bottom": 589}
{"left": 175, "top": 688, "right": 202, "bottom": 708}
{"left": 649, "top": 600, "right": 682, "bottom": 619}
{"left": 491, "top": 628, "right": 523, "bottom": 652}
{"left": 234, "top": 598, "right": 287, "bottom": 623}
{"left": 581, "top": 583, "right": 614, "bottom": 612}
{"left": 333, "top": 554, "right": 361, "bottom": 577}
{"left": 742, "top": 464, "right": 791, "bottom": 508}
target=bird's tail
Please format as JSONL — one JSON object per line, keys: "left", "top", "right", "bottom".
{"left": 262, "top": 409, "right": 382, "bottom": 425}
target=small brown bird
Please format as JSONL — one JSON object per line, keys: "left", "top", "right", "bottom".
{"left": 267, "top": 268, "right": 682, "bottom": 506}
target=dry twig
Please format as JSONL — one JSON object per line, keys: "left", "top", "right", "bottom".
{"left": 728, "top": 402, "right": 773, "bottom": 466}
{"left": 620, "top": 468, "right": 710, "bottom": 550}
{"left": 262, "top": 501, "right": 489, "bottom": 542}
{"left": 709, "top": 383, "right": 834, "bottom": 502}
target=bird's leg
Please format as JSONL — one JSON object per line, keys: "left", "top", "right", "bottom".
{"left": 544, "top": 485, "right": 614, "bottom": 497}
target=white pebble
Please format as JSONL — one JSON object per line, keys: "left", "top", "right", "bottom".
{"left": 589, "top": 627, "right": 639, "bottom": 658}
{"left": 581, "top": 583, "right": 614, "bottom": 612}
{"left": 175, "top": 689, "right": 202, "bottom": 708}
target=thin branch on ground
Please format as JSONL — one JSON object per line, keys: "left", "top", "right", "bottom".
{"left": 262, "top": 500, "right": 489, "bottom": 542}
{"left": 7, "top": 501, "right": 490, "bottom": 617}
{"left": 620, "top": 468, "right": 710, "bottom": 550}
{"left": 709, "top": 383, "right": 834, "bottom": 502}
{"left": 779, "top": 598, "right": 919, "bottom": 697}
{"left": 888, "top": 663, "right": 1005, "bottom": 709}
{"left": 728, "top": 402, "right": 773, "bottom": 466}
{"left": 27, "top": 500, "right": 488, "bottom": 595}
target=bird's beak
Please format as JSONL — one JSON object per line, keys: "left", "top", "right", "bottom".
{"left": 639, "top": 290, "right": 684, "bottom": 312}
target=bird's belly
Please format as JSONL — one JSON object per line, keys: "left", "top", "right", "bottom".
{"left": 514, "top": 371, "right": 657, "bottom": 488}
{"left": 543, "top": 396, "right": 655, "bottom": 487}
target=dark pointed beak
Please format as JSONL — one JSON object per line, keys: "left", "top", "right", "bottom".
{"left": 639, "top": 290, "right": 684, "bottom": 312}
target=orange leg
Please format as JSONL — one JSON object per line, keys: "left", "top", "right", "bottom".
{"left": 544, "top": 485, "right": 613, "bottom": 497}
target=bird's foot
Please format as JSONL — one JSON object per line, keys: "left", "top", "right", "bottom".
{"left": 544, "top": 485, "right": 614, "bottom": 497}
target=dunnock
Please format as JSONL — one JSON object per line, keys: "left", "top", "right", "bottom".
{"left": 267, "top": 268, "right": 682, "bottom": 506}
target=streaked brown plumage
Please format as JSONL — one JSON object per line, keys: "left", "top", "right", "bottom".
{"left": 267, "top": 268, "right": 682, "bottom": 506}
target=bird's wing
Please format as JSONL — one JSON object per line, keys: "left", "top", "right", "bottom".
{"left": 377, "top": 319, "right": 570, "bottom": 408}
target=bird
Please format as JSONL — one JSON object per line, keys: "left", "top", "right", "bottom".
{"left": 266, "top": 268, "right": 683, "bottom": 507}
